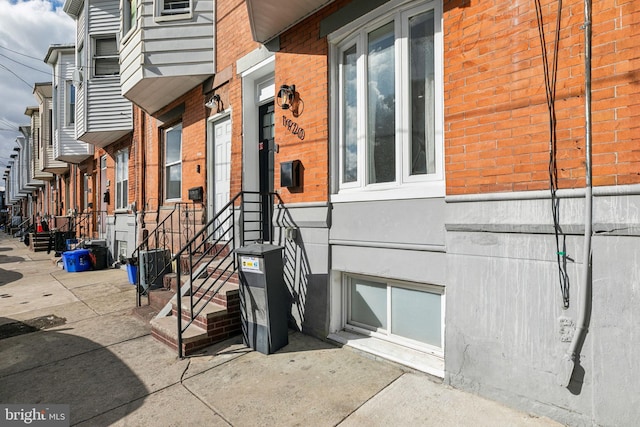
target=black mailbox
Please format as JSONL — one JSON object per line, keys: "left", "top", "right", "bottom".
{"left": 188, "top": 186, "right": 203, "bottom": 202}
{"left": 280, "top": 160, "right": 301, "bottom": 188}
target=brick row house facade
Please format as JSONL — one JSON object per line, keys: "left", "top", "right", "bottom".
{"left": 2, "top": 0, "right": 638, "bottom": 425}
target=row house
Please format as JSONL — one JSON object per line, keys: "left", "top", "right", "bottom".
{"left": 64, "top": 0, "right": 135, "bottom": 261}
{"left": 43, "top": 0, "right": 639, "bottom": 425}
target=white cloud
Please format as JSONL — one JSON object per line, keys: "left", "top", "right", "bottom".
{"left": 0, "top": 0, "right": 74, "bottom": 190}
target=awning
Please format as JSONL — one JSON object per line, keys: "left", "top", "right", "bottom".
{"left": 245, "top": 0, "right": 335, "bottom": 43}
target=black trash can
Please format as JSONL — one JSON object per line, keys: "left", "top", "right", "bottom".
{"left": 236, "top": 243, "right": 289, "bottom": 355}
{"left": 88, "top": 245, "right": 108, "bottom": 270}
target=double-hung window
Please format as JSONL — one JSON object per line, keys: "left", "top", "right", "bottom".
{"left": 164, "top": 123, "right": 182, "bottom": 201}
{"left": 332, "top": 1, "right": 443, "bottom": 199}
{"left": 93, "top": 36, "right": 119, "bottom": 77}
{"left": 66, "top": 81, "right": 75, "bottom": 126}
{"left": 115, "top": 149, "right": 129, "bottom": 210}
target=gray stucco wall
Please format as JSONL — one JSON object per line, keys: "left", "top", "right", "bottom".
{"left": 272, "top": 202, "right": 330, "bottom": 338}
{"left": 330, "top": 197, "right": 446, "bottom": 284}
{"left": 444, "top": 187, "right": 640, "bottom": 426}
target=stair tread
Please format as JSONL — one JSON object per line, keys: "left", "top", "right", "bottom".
{"left": 151, "top": 315, "right": 208, "bottom": 343}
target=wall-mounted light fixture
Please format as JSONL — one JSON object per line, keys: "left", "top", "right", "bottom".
{"left": 205, "top": 94, "right": 222, "bottom": 110}
{"left": 277, "top": 84, "right": 296, "bottom": 110}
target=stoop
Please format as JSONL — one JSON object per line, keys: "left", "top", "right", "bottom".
{"left": 150, "top": 271, "right": 241, "bottom": 356}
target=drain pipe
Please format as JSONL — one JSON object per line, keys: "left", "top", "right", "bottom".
{"left": 559, "top": 0, "right": 593, "bottom": 388}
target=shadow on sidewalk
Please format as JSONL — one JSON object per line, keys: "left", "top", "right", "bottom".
{"left": 0, "top": 317, "right": 148, "bottom": 425}
{"left": 0, "top": 268, "right": 22, "bottom": 286}
{"left": 0, "top": 254, "right": 26, "bottom": 264}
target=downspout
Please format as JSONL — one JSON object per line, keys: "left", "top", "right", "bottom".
{"left": 559, "top": 0, "right": 592, "bottom": 388}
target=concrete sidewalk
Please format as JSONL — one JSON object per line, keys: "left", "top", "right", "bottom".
{"left": 0, "top": 233, "right": 561, "bottom": 426}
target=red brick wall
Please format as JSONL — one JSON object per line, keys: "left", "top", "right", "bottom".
{"left": 444, "top": 0, "right": 639, "bottom": 195}
{"left": 276, "top": 7, "right": 335, "bottom": 203}
{"left": 216, "top": 0, "right": 260, "bottom": 196}
{"left": 139, "top": 86, "right": 208, "bottom": 209}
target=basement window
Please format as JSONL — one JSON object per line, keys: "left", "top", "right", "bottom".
{"left": 346, "top": 274, "right": 444, "bottom": 354}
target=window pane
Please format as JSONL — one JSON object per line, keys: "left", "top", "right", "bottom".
{"left": 165, "top": 125, "right": 182, "bottom": 165}
{"left": 391, "top": 287, "right": 441, "bottom": 347}
{"left": 95, "top": 37, "right": 117, "bottom": 56}
{"left": 95, "top": 58, "right": 119, "bottom": 76}
{"left": 367, "top": 22, "right": 395, "bottom": 184}
{"left": 342, "top": 45, "right": 357, "bottom": 183}
{"left": 166, "top": 164, "right": 181, "bottom": 199}
{"left": 350, "top": 278, "right": 387, "bottom": 329}
{"left": 409, "top": 11, "right": 435, "bottom": 175}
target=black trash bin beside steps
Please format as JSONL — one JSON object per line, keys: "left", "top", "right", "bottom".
{"left": 236, "top": 243, "right": 289, "bottom": 355}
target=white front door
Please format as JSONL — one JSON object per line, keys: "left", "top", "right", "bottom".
{"left": 208, "top": 116, "right": 231, "bottom": 237}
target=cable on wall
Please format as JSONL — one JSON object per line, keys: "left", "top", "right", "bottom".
{"left": 534, "top": 0, "right": 570, "bottom": 309}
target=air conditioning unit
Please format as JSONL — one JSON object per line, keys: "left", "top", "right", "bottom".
{"left": 139, "top": 248, "right": 171, "bottom": 291}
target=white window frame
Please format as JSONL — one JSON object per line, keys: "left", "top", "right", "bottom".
{"left": 65, "top": 81, "right": 75, "bottom": 126}
{"left": 92, "top": 35, "right": 119, "bottom": 78}
{"left": 329, "top": 0, "right": 444, "bottom": 203}
{"left": 115, "top": 149, "right": 129, "bottom": 210}
{"left": 164, "top": 123, "right": 182, "bottom": 201}
{"left": 344, "top": 273, "right": 445, "bottom": 357}
{"left": 154, "top": 0, "right": 192, "bottom": 22}
{"left": 122, "top": 0, "right": 138, "bottom": 38}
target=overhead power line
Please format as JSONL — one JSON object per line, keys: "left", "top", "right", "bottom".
{"left": 0, "top": 63, "right": 33, "bottom": 89}
{"left": 0, "top": 45, "right": 45, "bottom": 62}
{"left": 0, "top": 54, "right": 51, "bottom": 76}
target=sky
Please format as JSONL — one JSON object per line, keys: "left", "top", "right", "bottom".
{"left": 0, "top": 0, "right": 75, "bottom": 190}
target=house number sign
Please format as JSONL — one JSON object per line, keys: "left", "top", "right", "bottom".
{"left": 282, "top": 115, "right": 305, "bottom": 140}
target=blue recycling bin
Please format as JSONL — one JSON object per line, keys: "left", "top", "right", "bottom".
{"left": 127, "top": 264, "right": 138, "bottom": 285}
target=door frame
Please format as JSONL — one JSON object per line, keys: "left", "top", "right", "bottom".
{"left": 206, "top": 110, "right": 232, "bottom": 223}
{"left": 241, "top": 56, "right": 275, "bottom": 194}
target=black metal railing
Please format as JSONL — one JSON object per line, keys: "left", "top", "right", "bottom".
{"left": 133, "top": 202, "right": 198, "bottom": 306}
{"left": 173, "top": 191, "right": 276, "bottom": 358}
{"left": 70, "top": 211, "right": 107, "bottom": 240}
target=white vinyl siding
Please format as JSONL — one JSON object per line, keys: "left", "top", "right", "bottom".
{"left": 119, "top": 0, "right": 214, "bottom": 113}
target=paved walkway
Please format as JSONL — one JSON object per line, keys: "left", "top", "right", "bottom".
{"left": 0, "top": 233, "right": 562, "bottom": 426}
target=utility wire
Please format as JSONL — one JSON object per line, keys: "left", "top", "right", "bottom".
{"left": 0, "top": 63, "right": 33, "bottom": 89}
{"left": 0, "top": 45, "right": 45, "bottom": 62}
{"left": 535, "top": 0, "right": 570, "bottom": 308}
{"left": 0, "top": 54, "right": 51, "bottom": 76}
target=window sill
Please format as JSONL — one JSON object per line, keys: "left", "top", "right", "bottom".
{"left": 154, "top": 11, "right": 192, "bottom": 22}
{"left": 331, "top": 182, "right": 445, "bottom": 203}
{"left": 328, "top": 330, "right": 444, "bottom": 378}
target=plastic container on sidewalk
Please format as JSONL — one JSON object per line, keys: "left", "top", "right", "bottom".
{"left": 87, "top": 245, "right": 108, "bottom": 270}
{"left": 127, "top": 264, "right": 138, "bottom": 285}
{"left": 62, "top": 249, "right": 92, "bottom": 273}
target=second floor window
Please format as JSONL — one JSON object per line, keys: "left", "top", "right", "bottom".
{"left": 115, "top": 149, "right": 129, "bottom": 210}
{"left": 161, "top": 0, "right": 189, "bottom": 15}
{"left": 66, "top": 82, "right": 75, "bottom": 126}
{"left": 124, "top": 0, "right": 137, "bottom": 35}
{"left": 93, "top": 36, "right": 119, "bottom": 77}
{"left": 164, "top": 123, "right": 182, "bottom": 200}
